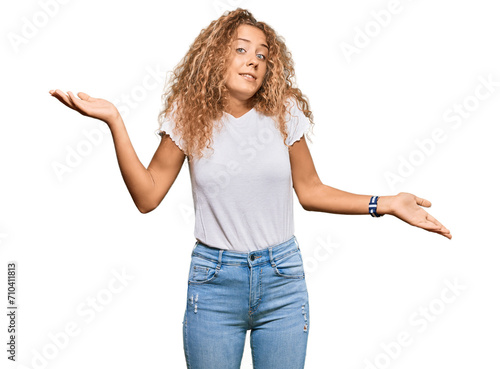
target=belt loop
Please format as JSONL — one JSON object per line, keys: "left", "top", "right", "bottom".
{"left": 216, "top": 249, "right": 223, "bottom": 271}
{"left": 269, "top": 247, "right": 276, "bottom": 267}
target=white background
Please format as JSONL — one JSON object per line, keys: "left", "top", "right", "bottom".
{"left": 1, "top": 0, "right": 499, "bottom": 368}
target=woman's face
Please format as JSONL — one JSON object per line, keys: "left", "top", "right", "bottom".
{"left": 224, "top": 24, "right": 268, "bottom": 105}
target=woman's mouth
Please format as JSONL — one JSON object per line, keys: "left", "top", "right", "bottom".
{"left": 240, "top": 73, "right": 256, "bottom": 81}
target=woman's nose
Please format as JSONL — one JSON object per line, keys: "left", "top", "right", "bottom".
{"left": 246, "top": 55, "right": 259, "bottom": 67}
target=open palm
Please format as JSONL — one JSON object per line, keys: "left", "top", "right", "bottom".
{"left": 49, "top": 89, "right": 119, "bottom": 124}
{"left": 390, "top": 192, "right": 452, "bottom": 239}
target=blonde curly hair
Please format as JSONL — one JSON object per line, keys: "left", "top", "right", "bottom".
{"left": 156, "top": 8, "right": 314, "bottom": 161}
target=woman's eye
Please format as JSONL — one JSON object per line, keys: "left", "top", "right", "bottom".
{"left": 236, "top": 48, "right": 266, "bottom": 60}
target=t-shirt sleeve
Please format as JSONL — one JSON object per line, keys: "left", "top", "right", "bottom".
{"left": 285, "top": 97, "right": 311, "bottom": 146}
{"left": 155, "top": 103, "right": 187, "bottom": 153}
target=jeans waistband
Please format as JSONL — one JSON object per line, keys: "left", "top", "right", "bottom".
{"left": 191, "top": 235, "right": 299, "bottom": 267}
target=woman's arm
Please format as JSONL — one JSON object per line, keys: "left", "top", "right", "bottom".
{"left": 50, "top": 90, "right": 186, "bottom": 213}
{"left": 107, "top": 115, "right": 186, "bottom": 213}
{"left": 288, "top": 135, "right": 452, "bottom": 239}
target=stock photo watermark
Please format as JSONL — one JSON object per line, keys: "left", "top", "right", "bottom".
{"left": 362, "top": 277, "right": 466, "bottom": 369}
{"left": 340, "top": 0, "right": 416, "bottom": 63}
{"left": 203, "top": 123, "right": 276, "bottom": 200}
{"left": 7, "top": 0, "right": 71, "bottom": 54}
{"left": 302, "top": 234, "right": 342, "bottom": 279}
{"left": 51, "top": 64, "right": 166, "bottom": 182}
{"left": 7, "top": 262, "right": 18, "bottom": 362}
{"left": 384, "top": 73, "right": 499, "bottom": 191}
{"left": 8, "top": 267, "right": 134, "bottom": 369}
{"left": 171, "top": 121, "right": 279, "bottom": 227}
{"left": 213, "top": 0, "right": 245, "bottom": 15}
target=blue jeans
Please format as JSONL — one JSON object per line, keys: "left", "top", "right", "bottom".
{"left": 182, "top": 235, "right": 310, "bottom": 369}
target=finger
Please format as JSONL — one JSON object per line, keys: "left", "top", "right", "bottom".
{"left": 435, "top": 227, "right": 452, "bottom": 239}
{"left": 51, "top": 93, "right": 72, "bottom": 109}
{"left": 423, "top": 213, "right": 452, "bottom": 237}
{"left": 419, "top": 220, "right": 442, "bottom": 232}
{"left": 67, "top": 91, "right": 86, "bottom": 112}
{"left": 77, "top": 92, "right": 93, "bottom": 101}
{"left": 51, "top": 89, "right": 76, "bottom": 110}
{"left": 426, "top": 213, "right": 450, "bottom": 233}
{"left": 434, "top": 230, "right": 452, "bottom": 240}
{"left": 419, "top": 219, "right": 452, "bottom": 239}
{"left": 415, "top": 196, "right": 432, "bottom": 207}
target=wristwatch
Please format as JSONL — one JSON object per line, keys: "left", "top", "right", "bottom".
{"left": 369, "top": 196, "right": 384, "bottom": 217}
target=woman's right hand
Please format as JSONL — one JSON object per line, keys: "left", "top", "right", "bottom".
{"left": 49, "top": 89, "right": 120, "bottom": 125}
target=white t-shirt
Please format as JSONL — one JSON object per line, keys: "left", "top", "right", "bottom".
{"left": 156, "top": 97, "right": 312, "bottom": 252}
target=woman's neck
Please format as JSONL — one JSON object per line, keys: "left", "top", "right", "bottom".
{"left": 225, "top": 97, "right": 254, "bottom": 118}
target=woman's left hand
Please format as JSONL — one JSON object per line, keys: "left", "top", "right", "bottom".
{"left": 384, "top": 192, "right": 452, "bottom": 239}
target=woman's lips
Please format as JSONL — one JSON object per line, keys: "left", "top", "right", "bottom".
{"left": 240, "top": 73, "right": 256, "bottom": 81}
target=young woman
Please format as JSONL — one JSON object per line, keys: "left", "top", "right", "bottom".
{"left": 49, "top": 8, "right": 451, "bottom": 369}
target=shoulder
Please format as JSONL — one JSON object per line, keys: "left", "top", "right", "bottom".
{"left": 284, "top": 96, "right": 310, "bottom": 121}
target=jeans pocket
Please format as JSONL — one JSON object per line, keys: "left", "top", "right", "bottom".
{"left": 273, "top": 249, "right": 305, "bottom": 279}
{"left": 188, "top": 256, "right": 219, "bottom": 284}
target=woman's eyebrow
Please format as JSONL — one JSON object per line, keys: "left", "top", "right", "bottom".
{"left": 236, "top": 37, "right": 269, "bottom": 50}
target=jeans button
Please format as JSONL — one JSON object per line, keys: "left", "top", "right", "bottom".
{"left": 250, "top": 254, "right": 255, "bottom": 261}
